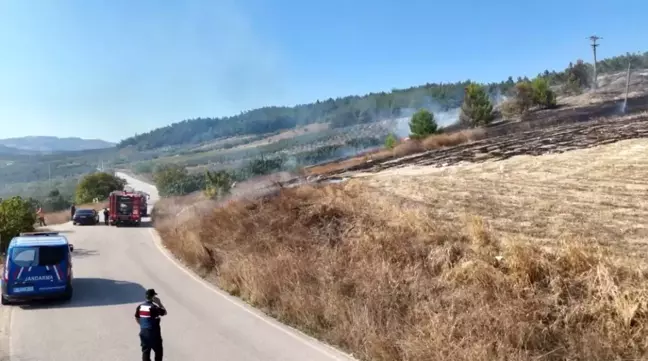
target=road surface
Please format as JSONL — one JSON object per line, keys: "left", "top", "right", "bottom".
{"left": 0, "top": 172, "right": 355, "bottom": 361}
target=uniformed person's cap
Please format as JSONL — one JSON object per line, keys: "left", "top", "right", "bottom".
{"left": 145, "top": 289, "right": 157, "bottom": 299}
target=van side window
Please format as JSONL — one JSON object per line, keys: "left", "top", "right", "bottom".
{"left": 12, "top": 248, "right": 37, "bottom": 267}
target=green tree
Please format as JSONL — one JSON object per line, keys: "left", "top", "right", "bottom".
{"left": 153, "top": 164, "right": 205, "bottom": 197}
{"left": 459, "top": 83, "right": 495, "bottom": 127}
{"left": 408, "top": 109, "right": 438, "bottom": 139}
{"left": 384, "top": 133, "right": 397, "bottom": 149}
{"left": 0, "top": 197, "right": 37, "bottom": 252}
{"left": 204, "top": 170, "right": 234, "bottom": 199}
{"left": 42, "top": 189, "right": 71, "bottom": 212}
{"left": 246, "top": 156, "right": 284, "bottom": 176}
{"left": 531, "top": 78, "right": 557, "bottom": 109}
{"left": 501, "top": 81, "right": 534, "bottom": 118}
{"left": 563, "top": 60, "right": 590, "bottom": 94}
{"left": 75, "top": 172, "right": 126, "bottom": 204}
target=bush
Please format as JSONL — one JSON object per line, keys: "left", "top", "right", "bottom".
{"left": 204, "top": 170, "right": 234, "bottom": 199}
{"left": 384, "top": 133, "right": 397, "bottom": 149}
{"left": 531, "top": 78, "right": 557, "bottom": 109}
{"left": 409, "top": 109, "right": 438, "bottom": 139}
{"left": 500, "top": 79, "right": 556, "bottom": 118}
{"left": 0, "top": 197, "right": 37, "bottom": 252}
{"left": 42, "top": 189, "right": 72, "bottom": 212}
{"left": 153, "top": 164, "right": 205, "bottom": 197}
{"left": 246, "top": 156, "right": 284, "bottom": 176}
{"left": 563, "top": 59, "right": 591, "bottom": 94}
{"left": 459, "top": 83, "right": 495, "bottom": 127}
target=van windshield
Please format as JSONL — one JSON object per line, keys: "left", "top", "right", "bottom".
{"left": 11, "top": 246, "right": 68, "bottom": 267}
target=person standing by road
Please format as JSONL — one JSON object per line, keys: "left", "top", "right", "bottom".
{"left": 135, "top": 289, "right": 167, "bottom": 361}
{"left": 36, "top": 207, "right": 46, "bottom": 226}
{"left": 103, "top": 208, "right": 110, "bottom": 225}
{"left": 70, "top": 204, "right": 76, "bottom": 221}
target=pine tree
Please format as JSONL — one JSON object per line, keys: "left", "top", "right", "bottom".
{"left": 531, "top": 78, "right": 557, "bottom": 109}
{"left": 459, "top": 83, "right": 495, "bottom": 127}
{"left": 408, "top": 109, "right": 438, "bottom": 139}
{"left": 384, "top": 133, "right": 397, "bottom": 149}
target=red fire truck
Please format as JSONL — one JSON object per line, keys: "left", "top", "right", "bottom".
{"left": 108, "top": 191, "right": 143, "bottom": 226}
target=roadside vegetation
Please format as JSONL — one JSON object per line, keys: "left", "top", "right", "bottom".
{"left": 154, "top": 171, "right": 648, "bottom": 361}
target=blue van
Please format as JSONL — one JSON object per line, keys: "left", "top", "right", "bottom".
{"left": 1, "top": 232, "right": 74, "bottom": 305}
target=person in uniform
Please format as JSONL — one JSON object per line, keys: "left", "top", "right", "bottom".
{"left": 134, "top": 289, "right": 167, "bottom": 361}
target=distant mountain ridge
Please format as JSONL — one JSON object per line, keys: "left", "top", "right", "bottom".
{"left": 0, "top": 144, "right": 36, "bottom": 155}
{"left": 0, "top": 136, "right": 116, "bottom": 153}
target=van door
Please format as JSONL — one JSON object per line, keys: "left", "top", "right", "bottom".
{"left": 7, "top": 246, "right": 69, "bottom": 296}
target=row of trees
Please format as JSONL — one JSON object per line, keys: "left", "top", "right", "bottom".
{"left": 153, "top": 154, "right": 290, "bottom": 198}
{"left": 394, "top": 75, "right": 561, "bottom": 143}
{"left": 118, "top": 51, "right": 648, "bottom": 151}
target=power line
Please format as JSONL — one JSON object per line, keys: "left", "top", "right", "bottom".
{"left": 588, "top": 35, "right": 602, "bottom": 90}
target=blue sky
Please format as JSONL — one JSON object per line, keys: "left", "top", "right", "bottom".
{"left": 0, "top": 0, "right": 646, "bottom": 142}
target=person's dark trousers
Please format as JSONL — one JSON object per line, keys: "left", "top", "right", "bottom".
{"left": 140, "top": 329, "right": 163, "bottom": 361}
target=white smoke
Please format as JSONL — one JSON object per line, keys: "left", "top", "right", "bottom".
{"left": 393, "top": 107, "right": 461, "bottom": 139}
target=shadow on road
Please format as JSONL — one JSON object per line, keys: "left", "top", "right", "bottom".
{"left": 112, "top": 219, "right": 154, "bottom": 228}
{"left": 18, "top": 278, "right": 146, "bottom": 309}
{"left": 139, "top": 220, "right": 154, "bottom": 228}
{"left": 71, "top": 248, "right": 99, "bottom": 258}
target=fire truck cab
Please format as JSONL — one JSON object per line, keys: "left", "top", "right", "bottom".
{"left": 108, "top": 190, "right": 143, "bottom": 227}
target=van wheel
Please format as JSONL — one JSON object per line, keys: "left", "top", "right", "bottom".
{"left": 62, "top": 287, "right": 73, "bottom": 301}
{"left": 1, "top": 295, "right": 10, "bottom": 305}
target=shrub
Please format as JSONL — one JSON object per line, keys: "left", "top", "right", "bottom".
{"left": 0, "top": 196, "right": 36, "bottom": 252}
{"left": 153, "top": 164, "right": 205, "bottom": 197}
{"left": 384, "top": 134, "right": 397, "bottom": 149}
{"left": 204, "top": 170, "right": 234, "bottom": 199}
{"left": 409, "top": 109, "right": 438, "bottom": 139}
{"left": 531, "top": 78, "right": 557, "bottom": 109}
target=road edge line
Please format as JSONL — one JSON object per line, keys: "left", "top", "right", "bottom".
{"left": 147, "top": 227, "right": 357, "bottom": 361}
{"left": 0, "top": 292, "right": 12, "bottom": 360}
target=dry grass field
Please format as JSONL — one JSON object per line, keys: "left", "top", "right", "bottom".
{"left": 154, "top": 137, "right": 648, "bottom": 361}
{"left": 358, "top": 138, "right": 648, "bottom": 257}
{"left": 303, "top": 129, "right": 487, "bottom": 176}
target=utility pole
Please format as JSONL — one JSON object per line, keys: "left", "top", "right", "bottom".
{"left": 588, "top": 35, "right": 602, "bottom": 90}
{"left": 622, "top": 60, "right": 632, "bottom": 114}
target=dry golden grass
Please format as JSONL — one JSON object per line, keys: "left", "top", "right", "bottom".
{"left": 304, "top": 129, "right": 486, "bottom": 176}
{"left": 359, "top": 138, "right": 648, "bottom": 257}
{"left": 43, "top": 201, "right": 108, "bottom": 225}
{"left": 155, "top": 139, "right": 648, "bottom": 361}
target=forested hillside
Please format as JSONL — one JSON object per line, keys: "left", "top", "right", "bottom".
{"left": 118, "top": 52, "right": 648, "bottom": 151}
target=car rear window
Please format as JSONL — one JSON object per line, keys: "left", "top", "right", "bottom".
{"left": 11, "top": 246, "right": 68, "bottom": 267}
{"left": 76, "top": 209, "right": 94, "bottom": 214}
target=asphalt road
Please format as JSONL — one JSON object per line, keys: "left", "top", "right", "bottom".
{"left": 0, "top": 172, "right": 355, "bottom": 361}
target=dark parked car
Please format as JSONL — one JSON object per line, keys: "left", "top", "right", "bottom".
{"left": 72, "top": 209, "right": 100, "bottom": 225}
